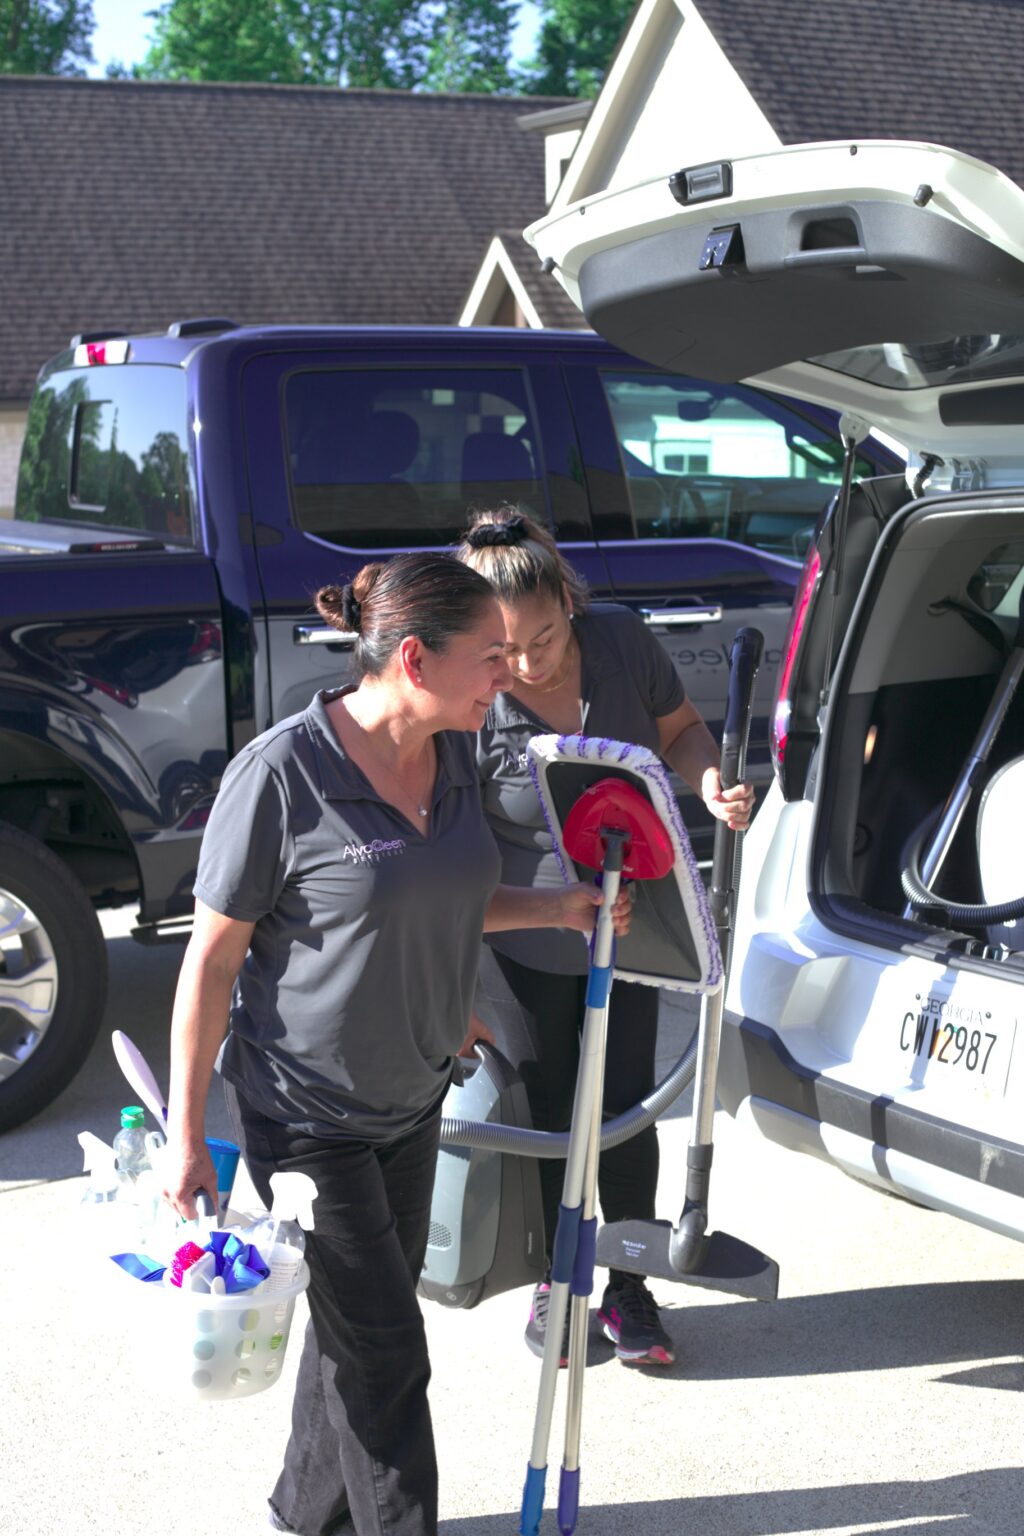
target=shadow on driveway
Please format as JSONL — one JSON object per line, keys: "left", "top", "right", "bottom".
{"left": 650, "top": 1279, "right": 1024, "bottom": 1383}
{"left": 441, "top": 1467, "right": 1024, "bottom": 1534}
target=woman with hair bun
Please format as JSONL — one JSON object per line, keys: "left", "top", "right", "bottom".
{"left": 161, "top": 551, "right": 629, "bottom": 1536}
{"left": 457, "top": 507, "right": 753, "bottom": 1370}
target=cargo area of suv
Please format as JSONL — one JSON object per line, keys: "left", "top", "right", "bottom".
{"left": 813, "top": 495, "right": 1024, "bottom": 951}
{"left": 525, "top": 138, "right": 1024, "bottom": 1240}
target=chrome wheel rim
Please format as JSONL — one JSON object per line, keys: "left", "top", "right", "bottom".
{"left": 0, "top": 887, "right": 58, "bottom": 1084}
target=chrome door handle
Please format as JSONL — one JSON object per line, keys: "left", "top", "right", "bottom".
{"left": 640, "top": 605, "right": 723, "bottom": 628}
{"left": 293, "top": 624, "right": 357, "bottom": 648}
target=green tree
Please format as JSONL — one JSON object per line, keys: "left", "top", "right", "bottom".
{"left": 293, "top": 0, "right": 429, "bottom": 90}
{"left": 1, "top": 0, "right": 94, "bottom": 75}
{"left": 520, "top": 0, "right": 633, "bottom": 97}
{"left": 135, "top": 0, "right": 516, "bottom": 92}
{"left": 419, "top": 0, "right": 516, "bottom": 94}
{"left": 137, "top": 0, "right": 305, "bottom": 83}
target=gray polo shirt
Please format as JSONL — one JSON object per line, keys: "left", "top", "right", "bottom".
{"left": 477, "top": 603, "right": 686, "bottom": 975}
{"left": 195, "top": 688, "right": 501, "bottom": 1139}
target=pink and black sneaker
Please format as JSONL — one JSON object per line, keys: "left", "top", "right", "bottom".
{"left": 597, "top": 1277, "right": 674, "bottom": 1365}
{"left": 525, "top": 1281, "right": 570, "bottom": 1366}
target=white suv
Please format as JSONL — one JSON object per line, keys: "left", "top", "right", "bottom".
{"left": 527, "top": 140, "right": 1024, "bottom": 1242}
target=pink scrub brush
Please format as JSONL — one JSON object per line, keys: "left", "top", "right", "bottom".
{"left": 170, "top": 1241, "right": 207, "bottom": 1287}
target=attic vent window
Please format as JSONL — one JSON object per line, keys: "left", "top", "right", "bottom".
{"left": 800, "top": 217, "right": 859, "bottom": 251}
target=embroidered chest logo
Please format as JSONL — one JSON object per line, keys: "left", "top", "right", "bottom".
{"left": 341, "top": 837, "right": 407, "bottom": 865}
{"left": 502, "top": 749, "right": 531, "bottom": 774}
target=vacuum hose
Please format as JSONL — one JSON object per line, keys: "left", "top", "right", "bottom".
{"left": 438, "top": 1032, "right": 697, "bottom": 1159}
{"left": 901, "top": 826, "right": 1024, "bottom": 927}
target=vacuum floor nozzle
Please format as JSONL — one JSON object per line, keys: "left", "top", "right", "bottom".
{"left": 596, "top": 1218, "right": 779, "bottom": 1302}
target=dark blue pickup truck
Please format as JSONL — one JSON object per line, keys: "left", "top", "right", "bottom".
{"left": 0, "top": 320, "right": 900, "bottom": 1129}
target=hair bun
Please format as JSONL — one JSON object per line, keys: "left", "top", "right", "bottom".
{"left": 340, "top": 584, "right": 362, "bottom": 633}
{"left": 466, "top": 515, "right": 529, "bottom": 550}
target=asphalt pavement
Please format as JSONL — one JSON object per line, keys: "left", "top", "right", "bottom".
{"left": 2, "top": 909, "right": 1023, "bottom": 1536}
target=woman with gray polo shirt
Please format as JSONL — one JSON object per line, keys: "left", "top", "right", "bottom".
{"left": 161, "top": 553, "right": 626, "bottom": 1536}
{"left": 457, "top": 509, "right": 754, "bottom": 1372}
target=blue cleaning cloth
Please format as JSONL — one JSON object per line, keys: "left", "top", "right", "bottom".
{"left": 110, "top": 1252, "right": 167, "bottom": 1282}
{"left": 206, "top": 1230, "right": 270, "bottom": 1293}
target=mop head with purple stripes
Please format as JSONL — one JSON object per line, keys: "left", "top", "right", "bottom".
{"left": 527, "top": 732, "right": 722, "bottom": 994}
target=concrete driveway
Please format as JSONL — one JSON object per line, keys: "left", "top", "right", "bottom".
{"left": 2, "top": 910, "right": 1023, "bottom": 1536}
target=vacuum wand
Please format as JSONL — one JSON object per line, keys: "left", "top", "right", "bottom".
{"left": 903, "top": 581, "right": 1024, "bottom": 919}
{"left": 595, "top": 627, "right": 780, "bottom": 1302}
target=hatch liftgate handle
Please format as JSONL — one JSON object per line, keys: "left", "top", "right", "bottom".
{"left": 294, "top": 624, "right": 357, "bottom": 649}
{"left": 640, "top": 605, "right": 723, "bottom": 629}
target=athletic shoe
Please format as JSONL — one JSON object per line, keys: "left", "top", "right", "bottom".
{"left": 524, "top": 1281, "right": 571, "bottom": 1366}
{"left": 597, "top": 1277, "right": 674, "bottom": 1365}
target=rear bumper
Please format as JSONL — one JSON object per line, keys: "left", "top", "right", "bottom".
{"left": 720, "top": 1010, "right": 1024, "bottom": 1206}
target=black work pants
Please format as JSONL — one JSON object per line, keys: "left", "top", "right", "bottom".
{"left": 475, "top": 945, "right": 659, "bottom": 1285}
{"left": 225, "top": 1081, "right": 442, "bottom": 1536}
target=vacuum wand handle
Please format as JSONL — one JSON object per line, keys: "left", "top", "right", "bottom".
{"left": 719, "top": 626, "right": 764, "bottom": 792}
{"left": 710, "top": 627, "right": 763, "bottom": 920}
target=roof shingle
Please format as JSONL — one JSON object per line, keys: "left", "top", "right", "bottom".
{"left": 0, "top": 76, "right": 570, "bottom": 401}
{"left": 696, "top": 0, "right": 1024, "bottom": 189}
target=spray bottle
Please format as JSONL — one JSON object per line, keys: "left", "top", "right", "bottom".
{"left": 78, "top": 1132, "right": 136, "bottom": 1252}
{"left": 244, "top": 1171, "right": 316, "bottom": 1291}
{"left": 79, "top": 1132, "right": 119, "bottom": 1208}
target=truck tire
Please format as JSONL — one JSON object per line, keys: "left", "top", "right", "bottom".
{"left": 0, "top": 821, "right": 108, "bottom": 1133}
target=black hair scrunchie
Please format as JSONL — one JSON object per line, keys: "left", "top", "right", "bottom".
{"left": 340, "top": 584, "right": 362, "bottom": 633}
{"left": 466, "top": 515, "right": 529, "bottom": 549}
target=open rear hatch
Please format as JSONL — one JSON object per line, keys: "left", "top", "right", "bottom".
{"left": 528, "top": 140, "right": 1024, "bottom": 964}
{"left": 527, "top": 140, "right": 1024, "bottom": 397}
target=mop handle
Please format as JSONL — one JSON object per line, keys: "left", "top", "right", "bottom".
{"left": 521, "top": 838, "right": 626, "bottom": 1536}
{"left": 558, "top": 1064, "right": 606, "bottom": 1529}
{"left": 556, "top": 845, "right": 625, "bottom": 1535}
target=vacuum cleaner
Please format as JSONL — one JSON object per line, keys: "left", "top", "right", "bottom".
{"left": 421, "top": 628, "right": 777, "bottom": 1313}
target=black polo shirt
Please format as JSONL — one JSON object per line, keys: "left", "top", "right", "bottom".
{"left": 477, "top": 603, "right": 686, "bottom": 975}
{"left": 195, "top": 689, "right": 501, "bottom": 1139}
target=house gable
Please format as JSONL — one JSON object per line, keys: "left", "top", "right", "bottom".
{"left": 459, "top": 230, "right": 590, "bottom": 329}
{"left": 552, "top": 0, "right": 779, "bottom": 209}
{"left": 552, "top": 0, "right": 1024, "bottom": 214}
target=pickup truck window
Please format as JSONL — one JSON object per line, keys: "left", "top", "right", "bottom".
{"left": 284, "top": 367, "right": 544, "bottom": 549}
{"left": 601, "top": 372, "right": 873, "bottom": 562}
{"left": 16, "top": 365, "right": 194, "bottom": 545}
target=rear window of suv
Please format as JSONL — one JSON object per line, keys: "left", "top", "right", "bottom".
{"left": 15, "top": 366, "right": 194, "bottom": 545}
{"left": 284, "top": 366, "right": 545, "bottom": 549}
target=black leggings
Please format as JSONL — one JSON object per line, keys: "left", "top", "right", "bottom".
{"left": 476, "top": 945, "right": 659, "bottom": 1286}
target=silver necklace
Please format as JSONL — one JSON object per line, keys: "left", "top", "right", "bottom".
{"left": 375, "top": 741, "right": 434, "bottom": 819}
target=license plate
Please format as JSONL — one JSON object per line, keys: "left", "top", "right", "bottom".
{"left": 897, "top": 991, "right": 1017, "bottom": 1098}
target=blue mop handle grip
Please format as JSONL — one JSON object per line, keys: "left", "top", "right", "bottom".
{"left": 521, "top": 1463, "right": 547, "bottom": 1536}
{"left": 558, "top": 1467, "right": 581, "bottom": 1535}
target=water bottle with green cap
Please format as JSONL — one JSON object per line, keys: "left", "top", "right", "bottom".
{"left": 113, "top": 1105, "right": 152, "bottom": 1186}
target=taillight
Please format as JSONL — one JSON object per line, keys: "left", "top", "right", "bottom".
{"left": 73, "top": 338, "right": 129, "bottom": 367}
{"left": 770, "top": 545, "right": 821, "bottom": 792}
